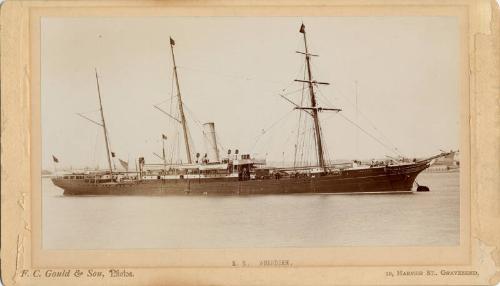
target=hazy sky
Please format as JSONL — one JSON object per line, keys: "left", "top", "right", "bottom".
{"left": 41, "top": 16, "right": 459, "bottom": 170}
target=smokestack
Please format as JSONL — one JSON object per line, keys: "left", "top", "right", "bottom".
{"left": 202, "top": 122, "right": 220, "bottom": 163}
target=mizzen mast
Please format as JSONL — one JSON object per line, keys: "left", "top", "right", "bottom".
{"left": 95, "top": 69, "right": 114, "bottom": 176}
{"left": 294, "top": 23, "right": 340, "bottom": 170}
{"left": 169, "top": 37, "right": 193, "bottom": 164}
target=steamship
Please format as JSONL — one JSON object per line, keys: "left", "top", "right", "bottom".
{"left": 52, "top": 24, "right": 450, "bottom": 196}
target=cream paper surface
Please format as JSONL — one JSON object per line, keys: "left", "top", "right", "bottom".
{"left": 1, "top": 0, "right": 499, "bottom": 285}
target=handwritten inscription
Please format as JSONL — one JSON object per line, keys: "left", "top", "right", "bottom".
{"left": 19, "top": 269, "right": 134, "bottom": 279}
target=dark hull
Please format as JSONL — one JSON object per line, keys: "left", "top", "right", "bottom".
{"left": 52, "top": 161, "right": 431, "bottom": 196}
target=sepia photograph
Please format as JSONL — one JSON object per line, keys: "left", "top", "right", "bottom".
{"left": 41, "top": 16, "right": 460, "bottom": 249}
{"left": 2, "top": 1, "right": 498, "bottom": 285}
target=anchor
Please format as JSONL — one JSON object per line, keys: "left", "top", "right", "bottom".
{"left": 415, "top": 181, "right": 430, "bottom": 192}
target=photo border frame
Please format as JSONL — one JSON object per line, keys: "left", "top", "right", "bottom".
{"left": 1, "top": 1, "right": 498, "bottom": 285}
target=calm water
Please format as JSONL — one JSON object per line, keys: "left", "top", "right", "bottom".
{"left": 42, "top": 172, "right": 459, "bottom": 249}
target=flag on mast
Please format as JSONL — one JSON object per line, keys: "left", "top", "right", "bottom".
{"left": 118, "top": 159, "right": 129, "bottom": 171}
{"left": 299, "top": 23, "right": 305, "bottom": 33}
{"left": 170, "top": 37, "right": 175, "bottom": 45}
{"left": 52, "top": 155, "right": 59, "bottom": 163}
{"left": 162, "top": 134, "right": 167, "bottom": 161}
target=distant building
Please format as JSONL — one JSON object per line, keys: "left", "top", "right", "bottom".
{"left": 426, "top": 150, "right": 459, "bottom": 172}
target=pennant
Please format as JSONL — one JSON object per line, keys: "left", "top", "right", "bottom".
{"left": 118, "top": 159, "right": 129, "bottom": 171}
{"left": 162, "top": 134, "right": 167, "bottom": 140}
{"left": 52, "top": 155, "right": 59, "bottom": 163}
{"left": 299, "top": 23, "right": 305, "bottom": 33}
{"left": 170, "top": 37, "right": 175, "bottom": 45}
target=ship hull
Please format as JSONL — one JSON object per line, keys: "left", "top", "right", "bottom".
{"left": 52, "top": 161, "right": 431, "bottom": 196}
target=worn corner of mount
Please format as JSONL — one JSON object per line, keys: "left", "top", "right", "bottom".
{"left": 474, "top": 0, "right": 494, "bottom": 36}
{"left": 473, "top": 238, "right": 500, "bottom": 285}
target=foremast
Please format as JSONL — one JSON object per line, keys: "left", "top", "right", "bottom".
{"left": 295, "top": 23, "right": 340, "bottom": 171}
{"left": 169, "top": 37, "right": 193, "bottom": 164}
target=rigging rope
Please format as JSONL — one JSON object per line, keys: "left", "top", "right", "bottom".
{"left": 294, "top": 60, "right": 308, "bottom": 167}
{"left": 337, "top": 113, "right": 400, "bottom": 157}
{"left": 177, "top": 65, "right": 285, "bottom": 86}
{"left": 249, "top": 109, "right": 296, "bottom": 153}
{"left": 92, "top": 128, "right": 100, "bottom": 169}
{"left": 317, "top": 83, "right": 403, "bottom": 156}
{"left": 78, "top": 109, "right": 101, "bottom": 115}
{"left": 315, "top": 84, "right": 403, "bottom": 157}
{"left": 182, "top": 103, "right": 204, "bottom": 127}
{"left": 153, "top": 95, "right": 177, "bottom": 108}
{"left": 214, "top": 133, "right": 227, "bottom": 157}
{"left": 306, "top": 59, "right": 402, "bottom": 156}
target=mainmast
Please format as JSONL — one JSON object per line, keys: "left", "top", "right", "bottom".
{"left": 95, "top": 69, "right": 114, "bottom": 176}
{"left": 296, "top": 24, "right": 329, "bottom": 170}
{"left": 169, "top": 37, "right": 193, "bottom": 164}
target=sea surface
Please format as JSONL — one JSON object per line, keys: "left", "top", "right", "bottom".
{"left": 42, "top": 172, "right": 460, "bottom": 249}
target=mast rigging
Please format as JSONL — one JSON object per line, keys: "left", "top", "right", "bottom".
{"left": 169, "top": 37, "right": 193, "bottom": 164}
{"left": 95, "top": 69, "right": 114, "bottom": 176}
{"left": 298, "top": 23, "right": 329, "bottom": 170}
